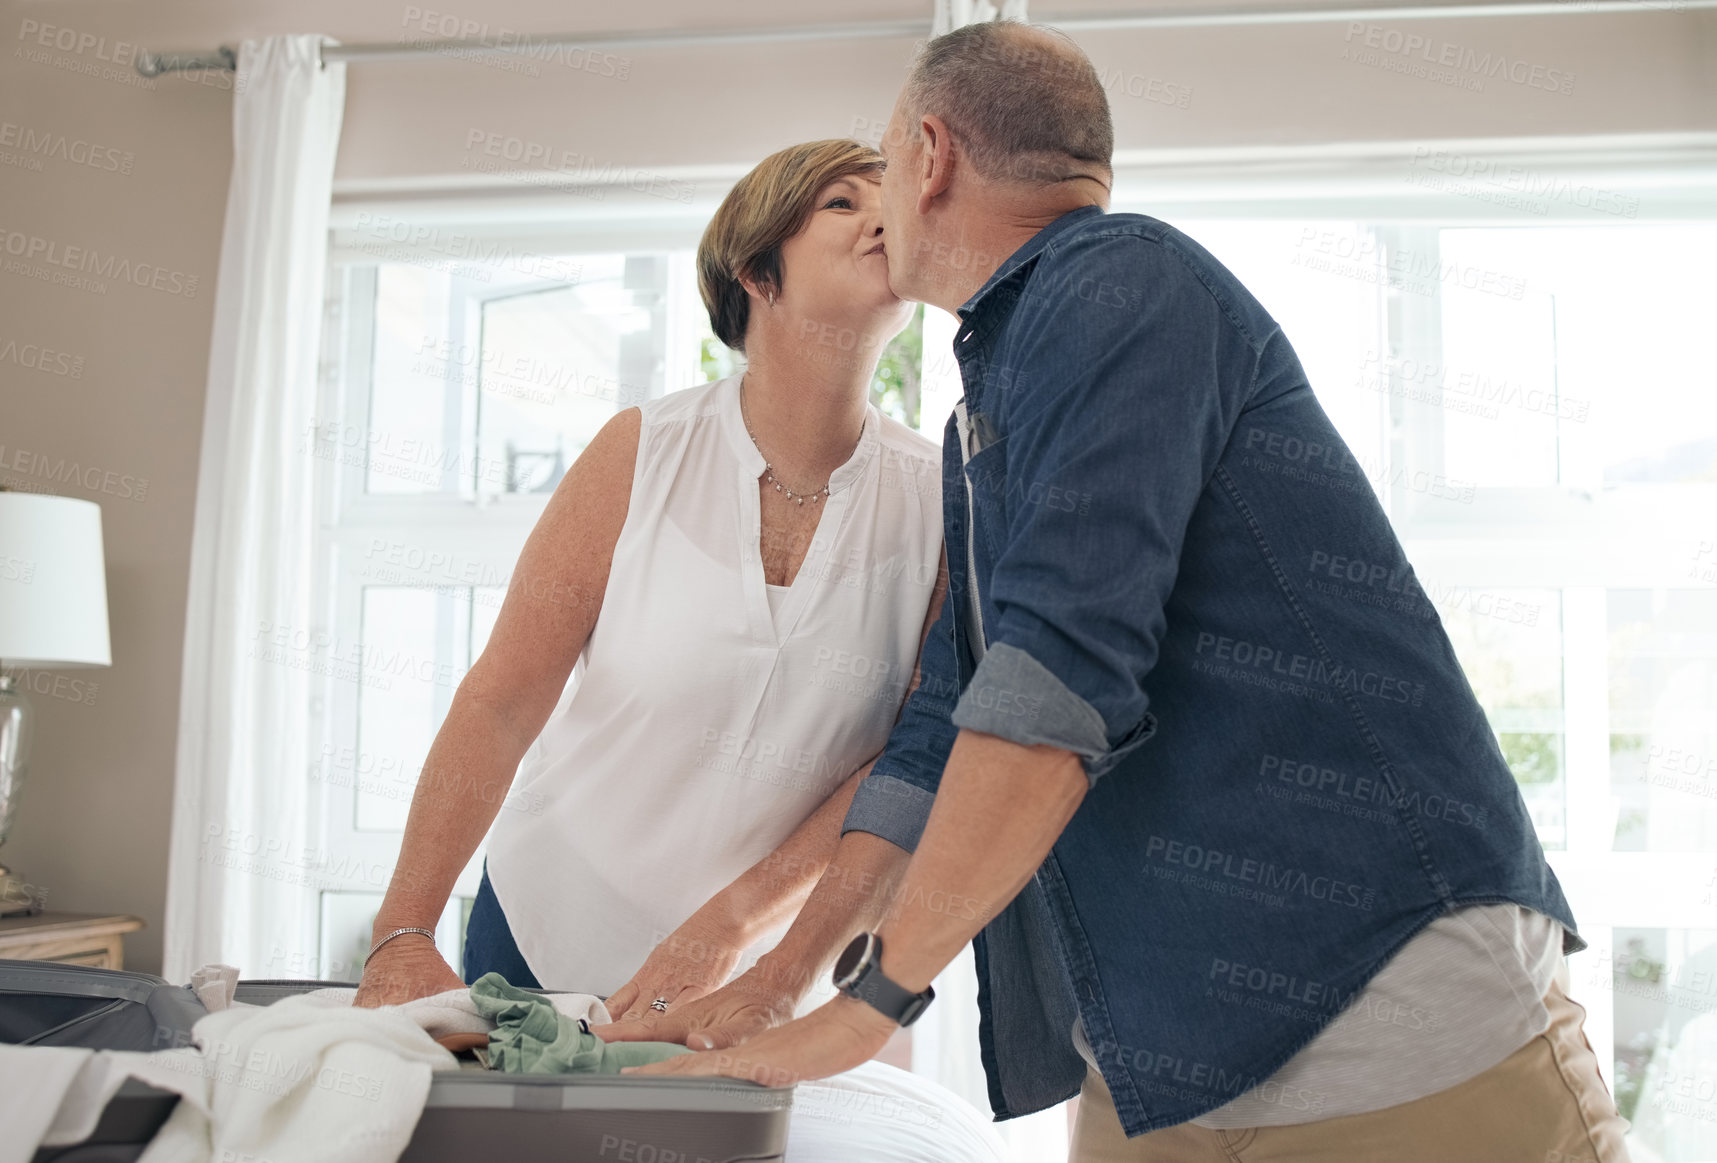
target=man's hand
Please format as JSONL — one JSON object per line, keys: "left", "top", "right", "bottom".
{"left": 618, "top": 992, "right": 896, "bottom": 1085}
{"left": 591, "top": 959, "right": 807, "bottom": 1051}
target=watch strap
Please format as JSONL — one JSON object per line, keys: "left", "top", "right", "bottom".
{"left": 840, "top": 935, "right": 935, "bottom": 1027}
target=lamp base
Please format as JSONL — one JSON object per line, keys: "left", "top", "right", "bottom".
{"left": 0, "top": 862, "right": 41, "bottom": 917}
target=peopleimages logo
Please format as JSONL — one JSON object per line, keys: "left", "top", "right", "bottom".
{"left": 0, "top": 225, "right": 198, "bottom": 297}
{"left": 399, "top": 7, "right": 631, "bottom": 79}
{"left": 1258, "top": 753, "right": 1489, "bottom": 830}
{"left": 1407, "top": 147, "right": 1639, "bottom": 220}
{"left": 14, "top": 19, "right": 140, "bottom": 66}
{"left": 0, "top": 335, "right": 84, "bottom": 378}
{"left": 1192, "top": 631, "right": 1427, "bottom": 707}
{"left": 0, "top": 443, "right": 149, "bottom": 501}
{"left": 0, "top": 121, "right": 134, "bottom": 174}
{"left": 1145, "top": 834, "right": 1377, "bottom": 910}
{"left": 1341, "top": 22, "right": 1575, "bottom": 94}
{"left": 349, "top": 213, "right": 582, "bottom": 282}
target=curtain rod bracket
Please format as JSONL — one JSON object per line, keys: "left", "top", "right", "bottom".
{"left": 136, "top": 45, "right": 237, "bottom": 78}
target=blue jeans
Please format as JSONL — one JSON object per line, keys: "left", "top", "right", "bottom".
{"left": 461, "top": 860, "right": 541, "bottom": 989}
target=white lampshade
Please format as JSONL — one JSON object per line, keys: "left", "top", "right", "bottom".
{"left": 0, "top": 492, "right": 112, "bottom": 668}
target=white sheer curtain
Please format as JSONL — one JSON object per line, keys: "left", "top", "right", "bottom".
{"left": 164, "top": 36, "right": 345, "bottom": 983}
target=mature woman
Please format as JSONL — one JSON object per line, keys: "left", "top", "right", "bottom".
{"left": 351, "top": 139, "right": 994, "bottom": 1157}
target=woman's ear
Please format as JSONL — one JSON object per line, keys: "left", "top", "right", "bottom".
{"left": 739, "top": 275, "right": 776, "bottom": 308}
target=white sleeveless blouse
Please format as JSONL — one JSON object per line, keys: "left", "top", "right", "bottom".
{"left": 485, "top": 371, "right": 943, "bottom": 995}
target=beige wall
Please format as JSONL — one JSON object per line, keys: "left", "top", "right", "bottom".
{"left": 1, "top": 0, "right": 1712, "bottom": 977}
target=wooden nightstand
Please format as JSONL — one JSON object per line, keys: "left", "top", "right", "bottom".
{"left": 0, "top": 912, "right": 145, "bottom": 969}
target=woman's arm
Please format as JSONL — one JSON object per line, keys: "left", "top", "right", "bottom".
{"left": 354, "top": 407, "right": 641, "bottom": 1005}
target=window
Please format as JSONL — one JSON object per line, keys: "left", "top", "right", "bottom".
{"left": 309, "top": 204, "right": 1716, "bottom": 1162}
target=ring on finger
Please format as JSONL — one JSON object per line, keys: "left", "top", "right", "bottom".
{"left": 650, "top": 997, "right": 669, "bottom": 1013}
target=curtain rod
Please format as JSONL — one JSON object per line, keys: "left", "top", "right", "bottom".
{"left": 133, "top": 0, "right": 1714, "bottom": 77}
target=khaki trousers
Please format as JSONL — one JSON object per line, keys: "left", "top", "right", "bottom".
{"left": 1068, "top": 979, "right": 1632, "bottom": 1162}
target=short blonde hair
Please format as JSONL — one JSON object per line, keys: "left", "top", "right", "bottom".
{"left": 698, "top": 139, "right": 885, "bottom": 353}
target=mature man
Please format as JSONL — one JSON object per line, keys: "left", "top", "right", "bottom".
{"left": 612, "top": 20, "right": 1629, "bottom": 1160}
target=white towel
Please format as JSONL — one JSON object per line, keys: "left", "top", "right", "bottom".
{"left": 299, "top": 982, "right": 611, "bottom": 1038}
{"left": 190, "top": 963, "right": 241, "bottom": 1013}
{"left": 3, "top": 990, "right": 459, "bottom": 1163}
{"left": 0, "top": 1045, "right": 99, "bottom": 1163}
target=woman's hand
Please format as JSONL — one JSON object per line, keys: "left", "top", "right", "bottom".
{"left": 591, "top": 958, "right": 804, "bottom": 1051}
{"left": 601, "top": 909, "right": 748, "bottom": 1023}
{"left": 352, "top": 936, "right": 464, "bottom": 1009}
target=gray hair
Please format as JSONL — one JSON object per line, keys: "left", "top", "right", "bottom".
{"left": 901, "top": 21, "right": 1113, "bottom": 187}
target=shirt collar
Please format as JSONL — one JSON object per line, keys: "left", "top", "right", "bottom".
{"left": 955, "top": 203, "right": 1108, "bottom": 326}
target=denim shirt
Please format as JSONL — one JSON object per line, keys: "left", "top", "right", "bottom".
{"left": 840, "top": 204, "right": 1583, "bottom": 1135}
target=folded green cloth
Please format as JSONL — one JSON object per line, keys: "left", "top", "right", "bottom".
{"left": 469, "top": 972, "right": 693, "bottom": 1074}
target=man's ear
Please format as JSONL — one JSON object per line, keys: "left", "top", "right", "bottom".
{"left": 917, "top": 113, "right": 957, "bottom": 215}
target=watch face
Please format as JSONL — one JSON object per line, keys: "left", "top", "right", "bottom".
{"left": 833, "top": 932, "right": 873, "bottom": 988}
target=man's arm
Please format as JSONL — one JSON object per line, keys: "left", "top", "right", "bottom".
{"left": 874, "top": 728, "right": 1086, "bottom": 991}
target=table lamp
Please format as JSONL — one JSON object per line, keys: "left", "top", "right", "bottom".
{"left": 0, "top": 489, "right": 112, "bottom": 916}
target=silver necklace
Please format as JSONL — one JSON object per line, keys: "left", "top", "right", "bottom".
{"left": 739, "top": 374, "right": 862, "bottom": 506}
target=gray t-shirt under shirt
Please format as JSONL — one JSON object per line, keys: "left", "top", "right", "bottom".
{"left": 1072, "top": 902, "right": 1564, "bottom": 1126}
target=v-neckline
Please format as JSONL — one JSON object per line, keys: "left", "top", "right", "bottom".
{"left": 719, "top": 372, "right": 881, "bottom": 647}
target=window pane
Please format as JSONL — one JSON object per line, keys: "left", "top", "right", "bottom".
{"left": 367, "top": 254, "right": 682, "bottom": 499}
{"left": 318, "top": 891, "right": 469, "bottom": 984}
{"left": 1610, "top": 589, "right": 1717, "bottom": 851}
{"left": 355, "top": 586, "right": 505, "bottom": 831}
{"left": 1437, "top": 225, "right": 1717, "bottom": 489}
{"left": 1603, "top": 927, "right": 1717, "bottom": 1160}
{"left": 1437, "top": 588, "right": 1565, "bottom": 848}
{"left": 1429, "top": 249, "right": 1559, "bottom": 487}
{"left": 318, "top": 891, "right": 385, "bottom": 983}
{"left": 368, "top": 265, "right": 467, "bottom": 495}
{"left": 474, "top": 255, "right": 646, "bottom": 497}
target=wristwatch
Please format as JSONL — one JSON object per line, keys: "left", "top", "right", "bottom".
{"left": 832, "top": 932, "right": 935, "bottom": 1027}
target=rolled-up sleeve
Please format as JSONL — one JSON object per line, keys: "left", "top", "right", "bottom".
{"left": 949, "top": 233, "right": 1255, "bottom": 785}
{"left": 841, "top": 574, "right": 962, "bottom": 853}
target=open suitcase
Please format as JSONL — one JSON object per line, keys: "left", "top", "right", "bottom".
{"left": 0, "top": 959, "right": 793, "bottom": 1163}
